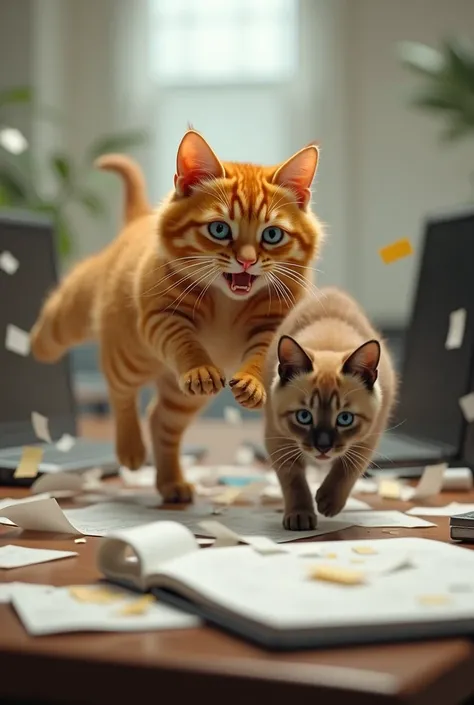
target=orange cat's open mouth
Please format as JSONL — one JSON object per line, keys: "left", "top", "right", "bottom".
{"left": 223, "top": 272, "right": 257, "bottom": 295}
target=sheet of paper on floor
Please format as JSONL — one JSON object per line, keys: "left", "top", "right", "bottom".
{"left": 10, "top": 583, "right": 200, "bottom": 636}
{"left": 337, "top": 510, "right": 436, "bottom": 528}
{"left": 5, "top": 324, "right": 30, "bottom": 356}
{"left": 407, "top": 502, "right": 474, "bottom": 517}
{"left": 0, "top": 497, "right": 354, "bottom": 542}
{"left": 0, "top": 250, "right": 19, "bottom": 275}
{"left": 0, "top": 545, "right": 77, "bottom": 569}
{"left": 445, "top": 308, "right": 467, "bottom": 350}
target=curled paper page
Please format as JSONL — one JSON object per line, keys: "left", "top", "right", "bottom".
{"left": 400, "top": 463, "right": 447, "bottom": 501}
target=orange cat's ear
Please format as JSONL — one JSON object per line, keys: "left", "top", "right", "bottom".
{"left": 175, "top": 130, "right": 225, "bottom": 196}
{"left": 272, "top": 144, "right": 319, "bottom": 208}
{"left": 342, "top": 340, "right": 380, "bottom": 390}
{"left": 277, "top": 335, "right": 313, "bottom": 384}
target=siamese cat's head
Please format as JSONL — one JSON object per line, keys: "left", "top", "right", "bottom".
{"left": 271, "top": 335, "right": 382, "bottom": 465}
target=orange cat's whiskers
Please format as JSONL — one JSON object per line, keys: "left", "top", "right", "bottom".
{"left": 273, "top": 265, "right": 323, "bottom": 304}
{"left": 166, "top": 264, "right": 219, "bottom": 314}
{"left": 271, "top": 274, "right": 297, "bottom": 308}
{"left": 264, "top": 273, "right": 285, "bottom": 313}
{"left": 142, "top": 261, "right": 214, "bottom": 299}
{"left": 267, "top": 273, "right": 293, "bottom": 310}
{"left": 192, "top": 269, "right": 221, "bottom": 320}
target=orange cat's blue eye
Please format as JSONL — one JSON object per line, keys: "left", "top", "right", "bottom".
{"left": 208, "top": 221, "right": 231, "bottom": 240}
{"left": 262, "top": 226, "right": 284, "bottom": 245}
{"left": 295, "top": 409, "right": 312, "bottom": 425}
{"left": 336, "top": 411, "right": 354, "bottom": 427}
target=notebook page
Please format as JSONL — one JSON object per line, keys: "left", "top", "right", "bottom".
{"left": 154, "top": 538, "right": 474, "bottom": 632}
{"left": 98, "top": 521, "right": 199, "bottom": 590}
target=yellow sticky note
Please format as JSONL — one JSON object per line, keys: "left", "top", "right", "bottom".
{"left": 378, "top": 479, "right": 402, "bottom": 500}
{"left": 14, "top": 446, "right": 44, "bottom": 478}
{"left": 379, "top": 238, "right": 413, "bottom": 264}
{"left": 417, "top": 594, "right": 451, "bottom": 606}
{"left": 309, "top": 564, "right": 365, "bottom": 585}
{"left": 116, "top": 595, "right": 155, "bottom": 616}
{"left": 352, "top": 546, "right": 378, "bottom": 555}
{"left": 69, "top": 586, "right": 124, "bottom": 604}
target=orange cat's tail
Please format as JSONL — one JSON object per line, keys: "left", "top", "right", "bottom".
{"left": 95, "top": 154, "right": 151, "bottom": 225}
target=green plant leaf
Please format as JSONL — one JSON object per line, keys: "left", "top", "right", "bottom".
{"left": 86, "top": 129, "right": 147, "bottom": 162}
{"left": 0, "top": 167, "right": 29, "bottom": 202}
{"left": 55, "top": 215, "right": 74, "bottom": 258}
{"left": 78, "top": 189, "right": 106, "bottom": 216}
{"left": 0, "top": 86, "right": 34, "bottom": 110}
{"left": 51, "top": 154, "right": 72, "bottom": 184}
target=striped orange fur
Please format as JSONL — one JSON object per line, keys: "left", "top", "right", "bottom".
{"left": 30, "top": 130, "right": 323, "bottom": 502}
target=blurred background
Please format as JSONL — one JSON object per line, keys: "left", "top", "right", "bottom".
{"left": 1, "top": 0, "right": 474, "bottom": 423}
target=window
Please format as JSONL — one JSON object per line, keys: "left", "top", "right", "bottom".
{"left": 151, "top": 0, "right": 298, "bottom": 84}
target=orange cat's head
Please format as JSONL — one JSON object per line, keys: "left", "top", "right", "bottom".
{"left": 159, "top": 130, "right": 322, "bottom": 301}
{"left": 270, "top": 336, "right": 383, "bottom": 467}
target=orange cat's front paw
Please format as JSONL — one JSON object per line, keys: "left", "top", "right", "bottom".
{"left": 159, "top": 481, "right": 194, "bottom": 504}
{"left": 179, "top": 365, "right": 225, "bottom": 396}
{"left": 229, "top": 373, "right": 266, "bottom": 409}
{"left": 117, "top": 435, "right": 147, "bottom": 471}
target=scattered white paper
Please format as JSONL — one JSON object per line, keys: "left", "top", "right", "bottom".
{"left": 11, "top": 583, "right": 199, "bottom": 636}
{"left": 0, "top": 498, "right": 354, "bottom": 542}
{"left": 353, "top": 478, "right": 378, "bottom": 494}
{"left": 31, "top": 411, "right": 52, "bottom": 444}
{"left": 445, "top": 308, "right": 467, "bottom": 350}
{"left": 31, "top": 472, "right": 85, "bottom": 497}
{"left": 198, "top": 520, "right": 240, "bottom": 547}
{"left": 224, "top": 406, "right": 242, "bottom": 425}
{"left": 407, "top": 502, "right": 474, "bottom": 517}
{"left": 0, "top": 251, "right": 19, "bottom": 275}
{"left": 0, "top": 582, "right": 29, "bottom": 603}
{"left": 459, "top": 393, "right": 474, "bottom": 423}
{"left": 56, "top": 434, "right": 76, "bottom": 453}
{"left": 0, "top": 545, "right": 77, "bottom": 569}
{"left": 337, "top": 510, "right": 436, "bottom": 528}
{"left": 5, "top": 324, "right": 30, "bottom": 356}
{"left": 400, "top": 463, "right": 447, "bottom": 501}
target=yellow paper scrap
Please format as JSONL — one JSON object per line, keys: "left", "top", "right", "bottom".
{"left": 309, "top": 564, "right": 365, "bottom": 585}
{"left": 116, "top": 595, "right": 155, "bottom": 616}
{"left": 213, "top": 487, "right": 242, "bottom": 505}
{"left": 378, "top": 479, "right": 402, "bottom": 500}
{"left": 69, "top": 585, "right": 124, "bottom": 604}
{"left": 74, "top": 538, "right": 87, "bottom": 544}
{"left": 379, "top": 238, "right": 413, "bottom": 264}
{"left": 352, "top": 546, "right": 378, "bottom": 555}
{"left": 14, "top": 446, "right": 44, "bottom": 478}
{"left": 323, "top": 552, "right": 338, "bottom": 559}
{"left": 417, "top": 594, "right": 451, "bottom": 606}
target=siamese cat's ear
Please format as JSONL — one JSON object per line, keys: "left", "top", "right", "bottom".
{"left": 342, "top": 339, "right": 380, "bottom": 390}
{"left": 277, "top": 336, "right": 313, "bottom": 384}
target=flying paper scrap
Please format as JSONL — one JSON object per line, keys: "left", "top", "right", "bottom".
{"left": 5, "top": 324, "right": 30, "bottom": 356}
{"left": 31, "top": 411, "right": 52, "bottom": 444}
{"left": 459, "top": 393, "right": 474, "bottom": 423}
{"left": 56, "top": 434, "right": 76, "bottom": 453}
{"left": 379, "top": 238, "right": 413, "bottom": 264}
{"left": 445, "top": 308, "right": 466, "bottom": 350}
{"left": 400, "top": 463, "right": 447, "bottom": 501}
{"left": 0, "top": 251, "right": 19, "bottom": 275}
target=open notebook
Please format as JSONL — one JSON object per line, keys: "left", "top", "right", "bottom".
{"left": 97, "top": 521, "right": 474, "bottom": 650}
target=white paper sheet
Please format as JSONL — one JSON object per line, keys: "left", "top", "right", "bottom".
{"left": 0, "top": 582, "right": 45, "bottom": 603}
{"left": 11, "top": 583, "right": 200, "bottom": 635}
{"left": 338, "top": 510, "right": 436, "bottom": 528}
{"left": 459, "top": 392, "right": 474, "bottom": 423}
{"left": 55, "top": 434, "right": 76, "bottom": 453}
{"left": 0, "top": 250, "right": 19, "bottom": 275}
{"left": 0, "top": 545, "right": 77, "bottom": 569}
{"left": 0, "top": 498, "right": 354, "bottom": 542}
{"left": 31, "top": 472, "right": 85, "bottom": 497}
{"left": 400, "top": 463, "right": 447, "bottom": 501}
{"left": 407, "top": 502, "right": 474, "bottom": 517}
{"left": 445, "top": 308, "right": 466, "bottom": 350}
{"left": 31, "top": 411, "right": 52, "bottom": 444}
{"left": 5, "top": 324, "right": 30, "bottom": 356}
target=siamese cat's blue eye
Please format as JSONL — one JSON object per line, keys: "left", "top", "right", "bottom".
{"left": 208, "top": 221, "right": 231, "bottom": 240}
{"left": 336, "top": 411, "right": 354, "bottom": 427}
{"left": 295, "top": 409, "right": 313, "bottom": 425}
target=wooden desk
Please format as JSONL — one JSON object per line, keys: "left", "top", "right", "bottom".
{"left": 1, "top": 417, "right": 474, "bottom": 705}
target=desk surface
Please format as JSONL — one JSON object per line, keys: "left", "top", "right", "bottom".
{"left": 1, "top": 417, "right": 474, "bottom": 705}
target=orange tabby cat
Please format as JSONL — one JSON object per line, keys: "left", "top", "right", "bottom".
{"left": 264, "top": 287, "right": 397, "bottom": 530}
{"left": 30, "top": 130, "right": 323, "bottom": 502}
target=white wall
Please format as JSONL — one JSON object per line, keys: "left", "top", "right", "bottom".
{"left": 343, "top": 0, "right": 474, "bottom": 325}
